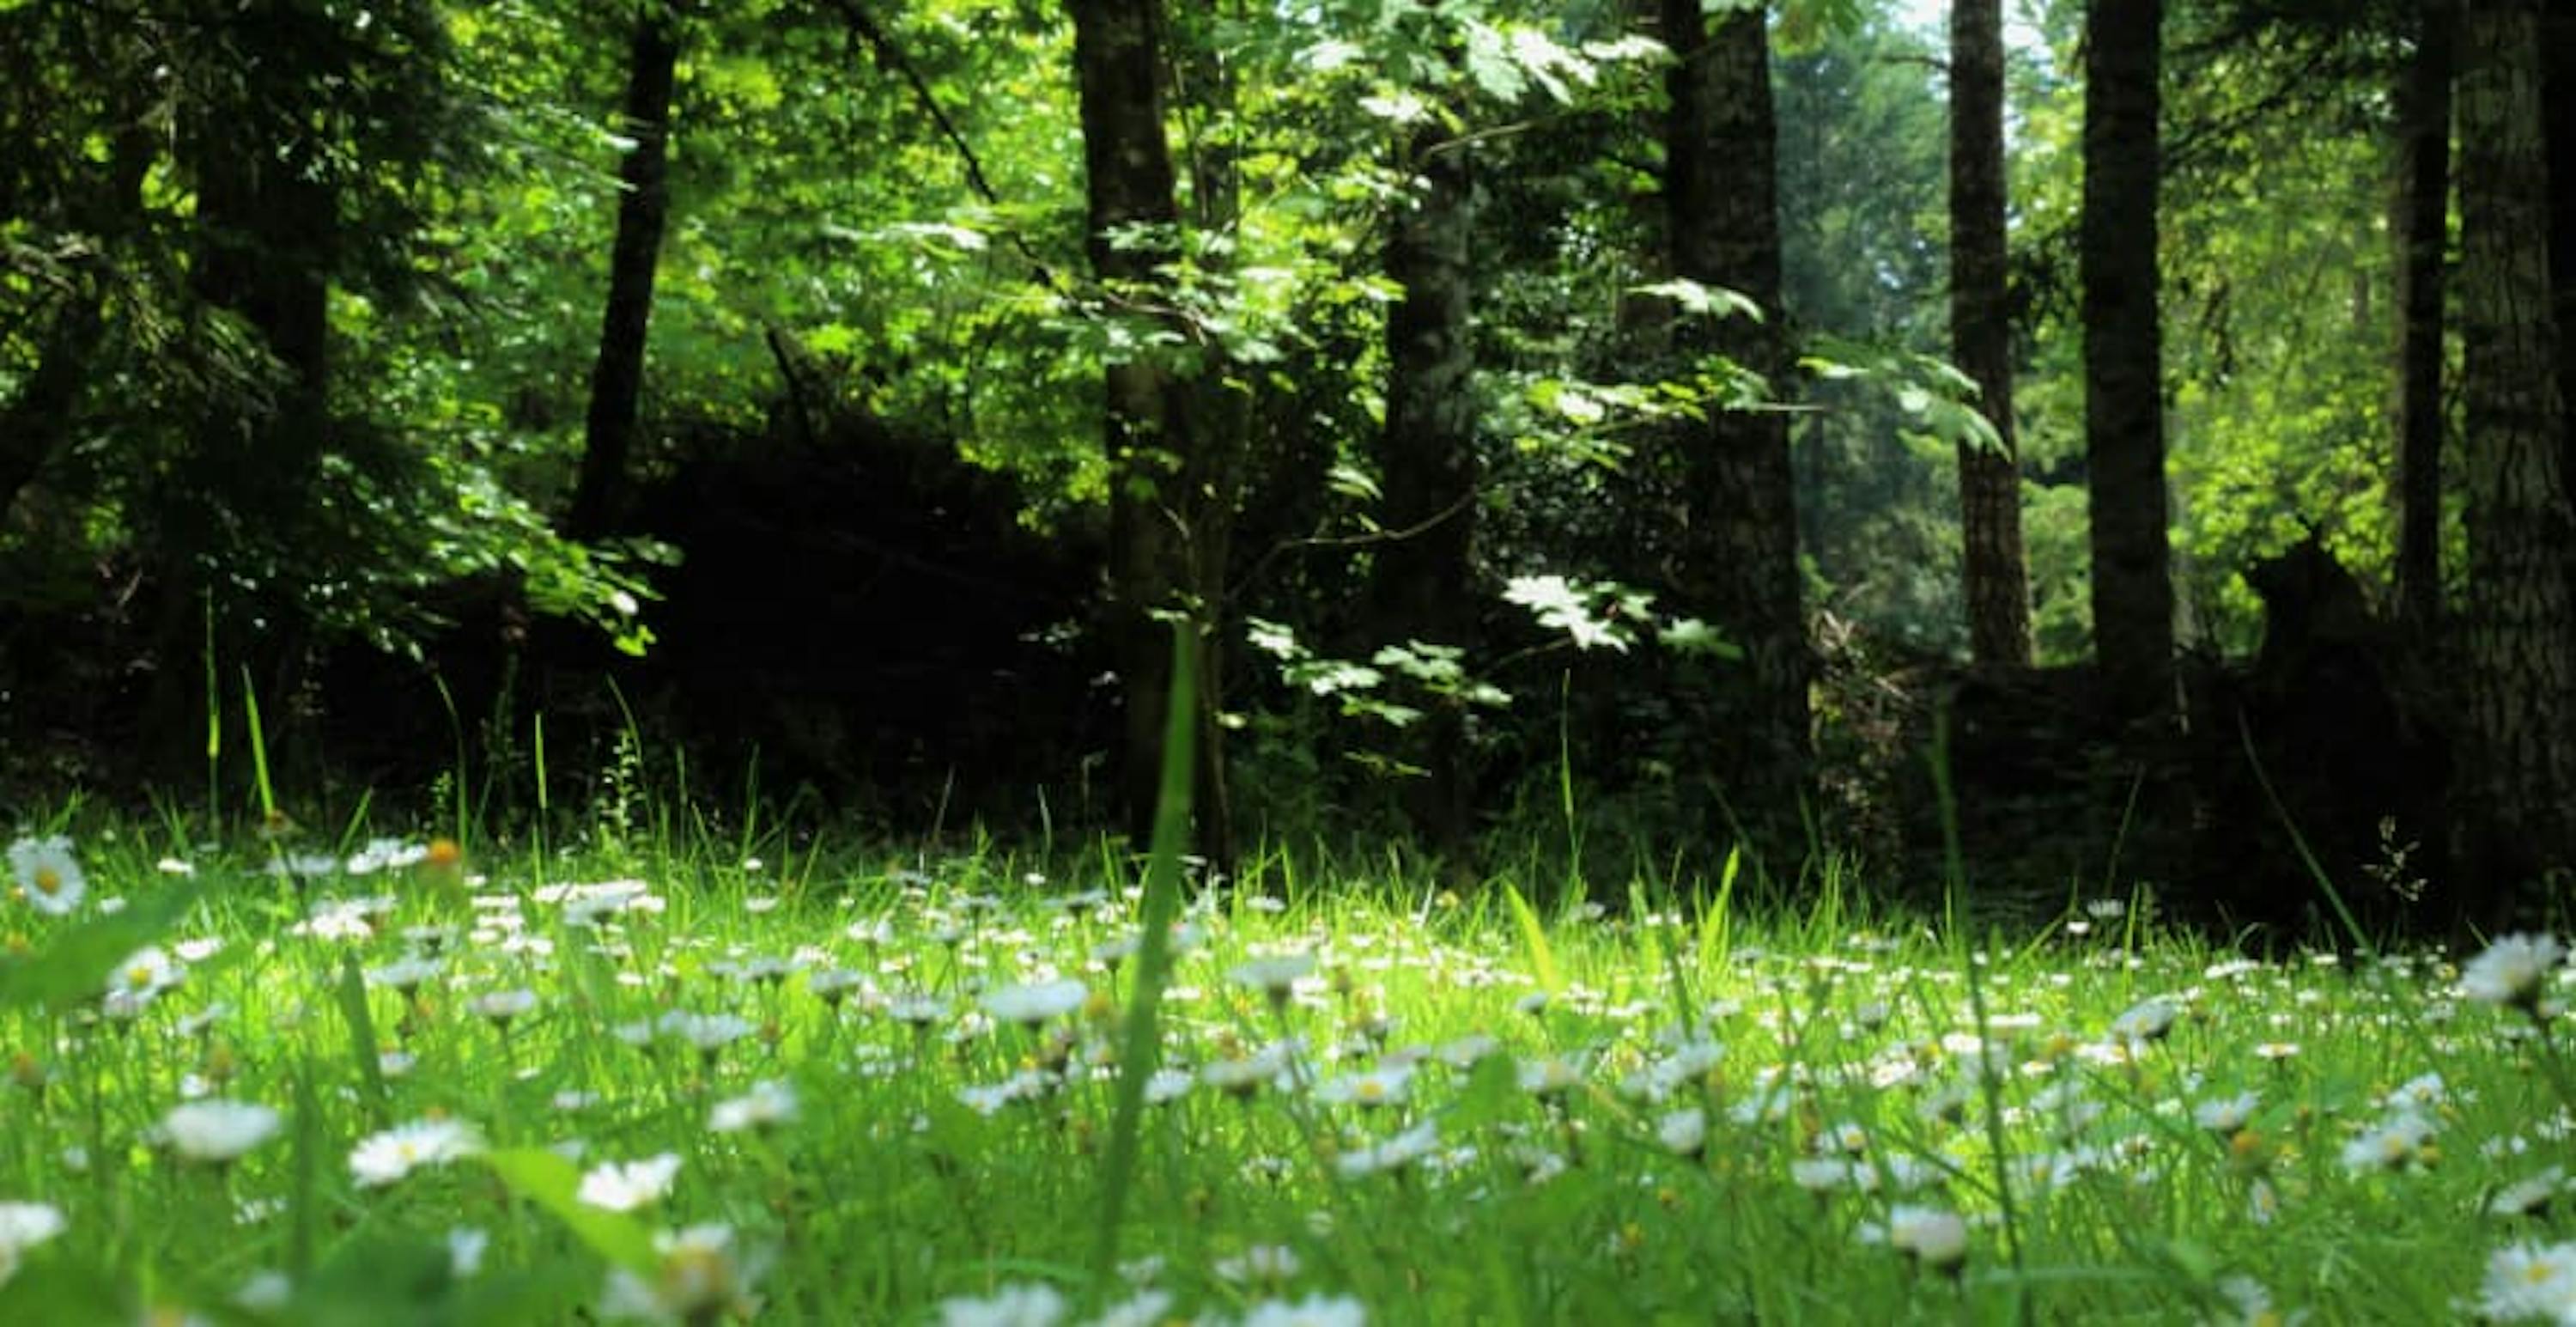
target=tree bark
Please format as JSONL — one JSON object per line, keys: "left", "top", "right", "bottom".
{"left": 2394, "top": 0, "right": 2455, "bottom": 640}
{"left": 2081, "top": 0, "right": 2176, "bottom": 720}
{"left": 1949, "top": 0, "right": 2032, "bottom": 666}
{"left": 1367, "top": 117, "right": 1479, "bottom": 865}
{"left": 1662, "top": 0, "right": 1810, "bottom": 854}
{"left": 2543, "top": 8, "right": 2576, "bottom": 511}
{"left": 566, "top": 5, "right": 682, "bottom": 540}
{"left": 2457, "top": 0, "right": 2576, "bottom": 915}
{"left": 1067, "top": 0, "right": 1224, "bottom": 852}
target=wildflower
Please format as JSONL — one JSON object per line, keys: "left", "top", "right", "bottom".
{"left": 1088, "top": 1288, "right": 1175, "bottom": 1327}
{"left": 1516, "top": 1055, "right": 1587, "bottom": 1099}
{"left": 105, "top": 945, "right": 185, "bottom": 1018}
{"left": 2193, "top": 1091, "right": 2260, "bottom": 1135}
{"left": 160, "top": 1099, "right": 283, "bottom": 1164}
{"left": 1238, "top": 1294, "right": 1368, "bottom": 1327}
{"left": 2215, "top": 1275, "right": 2304, "bottom": 1326}
{"left": 349, "top": 1117, "right": 482, "bottom": 1187}
{"left": 934, "top": 1281, "right": 1066, "bottom": 1327}
{"left": 709, "top": 1080, "right": 799, "bottom": 1134}
{"left": 465, "top": 988, "right": 538, "bottom": 1026}
{"left": 1315, "top": 1064, "right": 1413, "bottom": 1109}
{"left": 8, "top": 836, "right": 85, "bottom": 916}
{"left": 1879, "top": 1204, "right": 1970, "bottom": 1275}
{"left": 1334, "top": 1121, "right": 1440, "bottom": 1179}
{"left": 2491, "top": 1167, "right": 2569, "bottom": 1220}
{"left": 2111, "top": 997, "right": 2179, "bottom": 1044}
{"left": 1213, "top": 1245, "right": 1303, "bottom": 1287}
{"left": 980, "top": 978, "right": 1089, "bottom": 1026}
{"left": 2464, "top": 934, "right": 2567, "bottom": 1015}
{"left": 1657, "top": 1107, "right": 1708, "bottom": 1158}
{"left": 2340, "top": 1112, "right": 2438, "bottom": 1175}
{"left": 234, "top": 1269, "right": 293, "bottom": 1312}
{"left": 2480, "top": 1240, "right": 2576, "bottom": 1323}
{"left": 599, "top": 1224, "right": 764, "bottom": 1324}
{"left": 580, "top": 1153, "right": 682, "bottom": 1211}
{"left": 447, "top": 1227, "right": 489, "bottom": 1278}
{"left": 1230, "top": 953, "right": 1317, "bottom": 1006}
{"left": 1204, "top": 1041, "right": 1296, "bottom": 1098}
{"left": 364, "top": 955, "right": 444, "bottom": 993}
{"left": 658, "top": 1010, "right": 759, "bottom": 1054}
{"left": 0, "top": 1201, "right": 67, "bottom": 1287}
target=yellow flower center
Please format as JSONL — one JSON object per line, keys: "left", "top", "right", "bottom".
{"left": 125, "top": 965, "right": 154, "bottom": 990}
{"left": 32, "top": 867, "right": 60, "bottom": 896}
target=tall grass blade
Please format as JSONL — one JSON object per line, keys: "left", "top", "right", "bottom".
{"left": 1091, "top": 621, "right": 1198, "bottom": 1284}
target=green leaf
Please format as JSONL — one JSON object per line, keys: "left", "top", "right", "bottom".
{"left": 482, "top": 1148, "right": 659, "bottom": 1275}
{"left": 0, "top": 886, "right": 200, "bottom": 1014}
{"left": 1502, "top": 882, "right": 1562, "bottom": 995}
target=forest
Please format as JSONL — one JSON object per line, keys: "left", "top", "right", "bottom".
{"left": 18, "top": 3, "right": 2576, "bottom": 1323}
{"left": 4, "top": 0, "right": 2574, "bottom": 934}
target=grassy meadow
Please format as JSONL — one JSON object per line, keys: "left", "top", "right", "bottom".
{"left": 2, "top": 804, "right": 2573, "bottom": 1325}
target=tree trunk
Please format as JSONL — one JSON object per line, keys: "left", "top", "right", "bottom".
{"left": 2081, "top": 0, "right": 2175, "bottom": 720}
{"left": 1367, "top": 117, "right": 1479, "bottom": 866}
{"left": 1662, "top": 0, "right": 1810, "bottom": 856}
{"left": 1068, "top": 0, "right": 1224, "bottom": 853}
{"left": 1949, "top": 0, "right": 2032, "bottom": 666}
{"left": 566, "top": 5, "right": 682, "bottom": 540}
{"left": 2395, "top": 0, "right": 2455, "bottom": 640}
{"left": 2457, "top": 0, "right": 2576, "bottom": 916}
{"left": 2543, "top": 8, "right": 2576, "bottom": 510}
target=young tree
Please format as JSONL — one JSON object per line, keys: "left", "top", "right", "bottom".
{"left": 1366, "top": 104, "right": 1479, "bottom": 863}
{"left": 2081, "top": 0, "right": 2175, "bottom": 718}
{"left": 1067, "top": 0, "right": 1224, "bottom": 849}
{"left": 2456, "top": 0, "right": 2576, "bottom": 911}
{"left": 2393, "top": 0, "right": 2453, "bottom": 638}
{"left": 566, "top": 3, "right": 684, "bottom": 540}
{"left": 1661, "top": 0, "right": 1809, "bottom": 849}
{"left": 1950, "top": 0, "right": 2033, "bottom": 665}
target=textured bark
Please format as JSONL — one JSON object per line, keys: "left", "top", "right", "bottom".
{"left": 2395, "top": 0, "right": 2455, "bottom": 639}
{"left": 2544, "top": 9, "right": 2576, "bottom": 509}
{"left": 2458, "top": 0, "right": 2576, "bottom": 910}
{"left": 567, "top": 7, "right": 681, "bottom": 540}
{"left": 1948, "top": 0, "right": 2032, "bottom": 666}
{"left": 1662, "top": 0, "right": 1811, "bottom": 850}
{"left": 1068, "top": 0, "right": 1226, "bottom": 850}
{"left": 1367, "top": 119, "right": 1479, "bottom": 862}
{"left": 2081, "top": 0, "right": 2176, "bottom": 720}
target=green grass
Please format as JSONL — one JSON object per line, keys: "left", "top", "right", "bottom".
{"left": 0, "top": 806, "right": 2570, "bottom": 1324}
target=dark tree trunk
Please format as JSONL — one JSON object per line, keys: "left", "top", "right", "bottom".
{"left": 1661, "top": 0, "right": 1810, "bottom": 855}
{"left": 2457, "top": 0, "right": 2576, "bottom": 916}
{"left": 1949, "top": 0, "right": 2032, "bottom": 666}
{"left": 1367, "top": 117, "right": 1479, "bottom": 865}
{"left": 2543, "top": 8, "right": 2576, "bottom": 511}
{"left": 2081, "top": 0, "right": 2176, "bottom": 720}
{"left": 2395, "top": 0, "right": 2455, "bottom": 640}
{"left": 1068, "top": 0, "right": 1228, "bottom": 855}
{"left": 566, "top": 6, "right": 682, "bottom": 540}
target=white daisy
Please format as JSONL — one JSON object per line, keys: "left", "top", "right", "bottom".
{"left": 709, "top": 1080, "right": 799, "bottom": 1134}
{"left": 978, "top": 978, "right": 1089, "bottom": 1026}
{"left": 579, "top": 1154, "right": 682, "bottom": 1212}
{"left": 349, "top": 1117, "right": 483, "bottom": 1187}
{"left": 160, "top": 1099, "right": 283, "bottom": 1164}
{"left": 8, "top": 836, "right": 85, "bottom": 916}
{"left": 933, "top": 1281, "right": 1066, "bottom": 1327}
{"left": 2464, "top": 934, "right": 2567, "bottom": 1014}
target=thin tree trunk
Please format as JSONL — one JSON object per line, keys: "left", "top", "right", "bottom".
{"left": 1662, "top": 0, "right": 1810, "bottom": 855}
{"left": 1949, "top": 0, "right": 2032, "bottom": 666}
{"left": 567, "top": 5, "right": 682, "bottom": 540}
{"left": 2081, "top": 0, "right": 2176, "bottom": 720}
{"left": 2457, "top": 0, "right": 2576, "bottom": 916}
{"left": 2395, "top": 0, "right": 2455, "bottom": 639}
{"left": 1368, "top": 117, "right": 1479, "bottom": 866}
{"left": 1068, "top": 0, "right": 1216, "bottom": 849}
